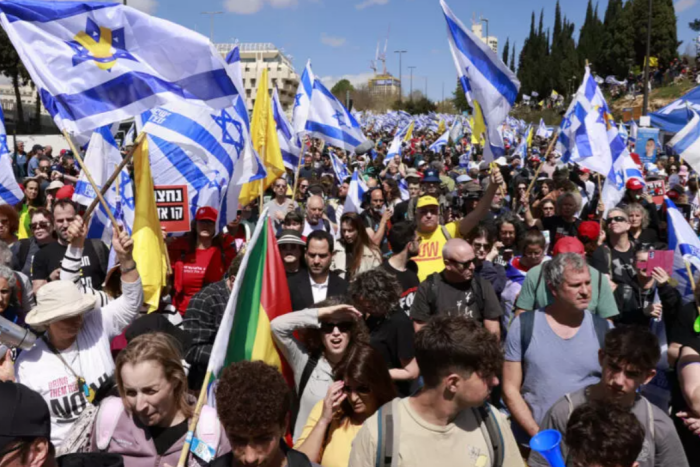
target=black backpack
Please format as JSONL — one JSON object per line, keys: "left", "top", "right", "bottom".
{"left": 519, "top": 309, "right": 609, "bottom": 356}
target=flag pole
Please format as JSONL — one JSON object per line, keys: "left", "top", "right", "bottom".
{"left": 684, "top": 261, "right": 700, "bottom": 333}
{"left": 83, "top": 132, "right": 146, "bottom": 221}
{"left": 291, "top": 141, "right": 306, "bottom": 201}
{"left": 176, "top": 369, "right": 212, "bottom": 467}
{"left": 259, "top": 144, "right": 266, "bottom": 209}
{"left": 62, "top": 130, "right": 120, "bottom": 231}
{"left": 524, "top": 129, "right": 560, "bottom": 200}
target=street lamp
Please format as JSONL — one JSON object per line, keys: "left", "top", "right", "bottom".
{"left": 642, "top": 0, "right": 652, "bottom": 115}
{"left": 201, "top": 11, "right": 223, "bottom": 42}
{"left": 395, "top": 50, "right": 407, "bottom": 100}
{"left": 408, "top": 66, "right": 416, "bottom": 100}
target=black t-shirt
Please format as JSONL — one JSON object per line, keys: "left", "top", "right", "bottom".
{"left": 381, "top": 260, "right": 419, "bottom": 316}
{"left": 610, "top": 244, "right": 636, "bottom": 287}
{"left": 631, "top": 228, "right": 661, "bottom": 248}
{"left": 587, "top": 245, "right": 610, "bottom": 275}
{"left": 542, "top": 216, "right": 581, "bottom": 253}
{"left": 366, "top": 310, "right": 415, "bottom": 396}
{"left": 149, "top": 418, "right": 188, "bottom": 456}
{"left": 670, "top": 301, "right": 700, "bottom": 346}
{"left": 31, "top": 240, "right": 108, "bottom": 290}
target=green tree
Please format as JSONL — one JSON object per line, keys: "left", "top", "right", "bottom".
{"left": 330, "top": 79, "right": 354, "bottom": 101}
{"left": 452, "top": 79, "right": 469, "bottom": 113}
{"left": 599, "top": 0, "right": 635, "bottom": 77}
{"left": 691, "top": 19, "right": 700, "bottom": 32}
{"left": 502, "top": 38, "right": 510, "bottom": 67}
{"left": 628, "top": 0, "right": 679, "bottom": 69}
{"left": 0, "top": 28, "right": 31, "bottom": 133}
{"left": 578, "top": 0, "right": 604, "bottom": 70}
{"left": 517, "top": 12, "right": 539, "bottom": 97}
{"left": 510, "top": 42, "right": 516, "bottom": 72}
{"left": 393, "top": 93, "right": 436, "bottom": 114}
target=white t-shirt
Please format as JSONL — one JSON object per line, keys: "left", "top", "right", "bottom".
{"left": 15, "top": 279, "right": 143, "bottom": 447}
{"left": 302, "top": 219, "right": 328, "bottom": 238}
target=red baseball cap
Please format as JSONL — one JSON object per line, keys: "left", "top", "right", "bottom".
{"left": 626, "top": 179, "right": 645, "bottom": 191}
{"left": 195, "top": 206, "right": 218, "bottom": 222}
{"left": 577, "top": 221, "right": 600, "bottom": 242}
{"left": 580, "top": 167, "right": 591, "bottom": 174}
{"left": 55, "top": 185, "right": 75, "bottom": 200}
{"left": 552, "top": 237, "right": 585, "bottom": 256}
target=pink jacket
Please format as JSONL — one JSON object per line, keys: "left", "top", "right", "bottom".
{"left": 90, "top": 397, "right": 231, "bottom": 467}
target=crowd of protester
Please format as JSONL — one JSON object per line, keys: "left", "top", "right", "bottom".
{"left": 1, "top": 127, "right": 700, "bottom": 467}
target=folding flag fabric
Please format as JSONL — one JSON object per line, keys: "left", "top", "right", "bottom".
{"left": 669, "top": 110, "right": 700, "bottom": 174}
{"left": 344, "top": 170, "right": 368, "bottom": 214}
{"left": 0, "top": 107, "right": 23, "bottom": 205}
{"left": 239, "top": 68, "right": 285, "bottom": 207}
{"left": 536, "top": 118, "right": 548, "bottom": 138}
{"left": 293, "top": 60, "right": 315, "bottom": 138}
{"left": 630, "top": 120, "right": 638, "bottom": 146}
{"left": 330, "top": 150, "right": 349, "bottom": 182}
{"left": 429, "top": 130, "right": 450, "bottom": 153}
{"left": 224, "top": 45, "right": 251, "bottom": 132}
{"left": 207, "top": 213, "right": 293, "bottom": 402}
{"left": 666, "top": 198, "right": 700, "bottom": 303}
{"left": 272, "top": 87, "right": 301, "bottom": 171}
{"left": 441, "top": 0, "right": 519, "bottom": 162}
{"left": 305, "top": 79, "right": 367, "bottom": 152}
{"left": 0, "top": 0, "right": 239, "bottom": 134}
{"left": 132, "top": 137, "right": 168, "bottom": 312}
{"left": 73, "top": 126, "right": 134, "bottom": 246}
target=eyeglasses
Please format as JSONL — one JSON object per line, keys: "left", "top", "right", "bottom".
{"left": 342, "top": 383, "right": 370, "bottom": 395}
{"left": 300, "top": 184, "right": 309, "bottom": 189}
{"left": 448, "top": 258, "right": 476, "bottom": 269}
{"left": 608, "top": 216, "right": 628, "bottom": 224}
{"left": 320, "top": 321, "right": 353, "bottom": 334}
{"left": 30, "top": 221, "right": 50, "bottom": 230}
{"left": 472, "top": 242, "right": 490, "bottom": 251}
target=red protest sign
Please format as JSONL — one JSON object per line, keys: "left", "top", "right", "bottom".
{"left": 155, "top": 185, "right": 190, "bottom": 233}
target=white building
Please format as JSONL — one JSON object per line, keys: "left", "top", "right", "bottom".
{"left": 215, "top": 42, "right": 300, "bottom": 114}
{"left": 471, "top": 23, "right": 498, "bottom": 55}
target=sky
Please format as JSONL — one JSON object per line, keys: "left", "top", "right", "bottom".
{"left": 114, "top": 0, "right": 698, "bottom": 100}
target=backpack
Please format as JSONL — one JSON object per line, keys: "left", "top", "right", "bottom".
{"left": 519, "top": 309, "right": 609, "bottom": 356}
{"left": 94, "top": 397, "right": 222, "bottom": 457}
{"left": 374, "top": 398, "right": 504, "bottom": 467}
{"left": 426, "top": 272, "right": 484, "bottom": 315}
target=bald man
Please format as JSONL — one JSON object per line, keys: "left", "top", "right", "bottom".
{"left": 302, "top": 195, "right": 332, "bottom": 237}
{"left": 410, "top": 238, "right": 502, "bottom": 338}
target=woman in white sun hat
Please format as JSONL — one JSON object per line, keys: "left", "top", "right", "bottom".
{"left": 0, "top": 216, "right": 143, "bottom": 449}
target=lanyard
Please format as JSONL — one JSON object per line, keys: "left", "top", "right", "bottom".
{"left": 42, "top": 336, "right": 95, "bottom": 403}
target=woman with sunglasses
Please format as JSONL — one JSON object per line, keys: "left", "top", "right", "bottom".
{"left": 15, "top": 178, "right": 42, "bottom": 240}
{"left": 11, "top": 208, "right": 55, "bottom": 277}
{"left": 539, "top": 198, "right": 556, "bottom": 218}
{"left": 295, "top": 177, "right": 310, "bottom": 210}
{"left": 270, "top": 297, "right": 368, "bottom": 442}
{"left": 606, "top": 207, "right": 636, "bottom": 288}
{"left": 332, "top": 212, "right": 382, "bottom": 280}
{"left": 294, "top": 344, "right": 396, "bottom": 467}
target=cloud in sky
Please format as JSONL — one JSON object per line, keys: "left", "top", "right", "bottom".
{"left": 675, "top": 0, "right": 697, "bottom": 12}
{"left": 355, "top": 0, "right": 389, "bottom": 10}
{"left": 320, "top": 72, "right": 375, "bottom": 89}
{"left": 321, "top": 33, "right": 346, "bottom": 47}
{"left": 224, "top": 0, "right": 298, "bottom": 15}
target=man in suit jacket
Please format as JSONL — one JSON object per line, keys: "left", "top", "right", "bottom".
{"left": 288, "top": 230, "right": 348, "bottom": 311}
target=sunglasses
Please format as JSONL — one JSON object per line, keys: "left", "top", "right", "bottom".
{"left": 472, "top": 242, "right": 490, "bottom": 251}
{"left": 30, "top": 221, "right": 50, "bottom": 230}
{"left": 320, "top": 321, "right": 353, "bottom": 334}
{"left": 449, "top": 258, "right": 476, "bottom": 269}
{"left": 608, "top": 216, "right": 628, "bottom": 223}
{"left": 300, "top": 184, "right": 309, "bottom": 189}
{"left": 342, "top": 383, "right": 370, "bottom": 395}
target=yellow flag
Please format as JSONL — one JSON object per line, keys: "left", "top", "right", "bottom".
{"left": 472, "top": 100, "right": 486, "bottom": 145}
{"left": 239, "top": 68, "right": 284, "bottom": 206}
{"left": 132, "top": 137, "right": 168, "bottom": 313}
{"left": 526, "top": 126, "right": 534, "bottom": 148}
{"left": 402, "top": 120, "right": 415, "bottom": 142}
{"left": 437, "top": 119, "right": 445, "bottom": 134}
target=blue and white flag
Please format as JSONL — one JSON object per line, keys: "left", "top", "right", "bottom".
{"left": 73, "top": 126, "right": 134, "bottom": 246}
{"left": 293, "top": 60, "right": 315, "bottom": 138}
{"left": 329, "top": 150, "right": 349, "bottom": 182}
{"left": 514, "top": 136, "right": 528, "bottom": 158}
{"left": 666, "top": 198, "right": 700, "bottom": 302}
{"left": 121, "top": 123, "right": 135, "bottom": 149}
{"left": 441, "top": 0, "right": 520, "bottom": 162}
{"left": 429, "top": 130, "right": 450, "bottom": 153}
{"left": 619, "top": 122, "right": 628, "bottom": 146}
{"left": 224, "top": 45, "right": 251, "bottom": 132}
{"left": 384, "top": 134, "right": 403, "bottom": 165}
{"left": 0, "top": 1, "right": 240, "bottom": 134}
{"left": 630, "top": 120, "right": 638, "bottom": 146}
{"left": 305, "top": 79, "right": 367, "bottom": 151}
{"left": 272, "top": 87, "right": 300, "bottom": 170}
{"left": 398, "top": 178, "right": 410, "bottom": 201}
{"left": 669, "top": 110, "right": 700, "bottom": 174}
{"left": 344, "top": 169, "right": 368, "bottom": 214}
{"left": 536, "top": 118, "right": 548, "bottom": 138}
{"left": 142, "top": 101, "right": 266, "bottom": 231}
{"left": 0, "top": 108, "right": 22, "bottom": 206}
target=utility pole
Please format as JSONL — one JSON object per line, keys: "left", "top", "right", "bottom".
{"left": 395, "top": 50, "right": 407, "bottom": 100}
{"left": 642, "top": 0, "right": 652, "bottom": 115}
{"left": 408, "top": 66, "right": 416, "bottom": 100}
{"left": 201, "top": 11, "right": 223, "bottom": 42}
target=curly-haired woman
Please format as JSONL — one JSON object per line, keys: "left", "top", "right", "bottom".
{"left": 348, "top": 268, "right": 419, "bottom": 397}
{"left": 294, "top": 344, "right": 396, "bottom": 467}
{"left": 270, "top": 297, "right": 369, "bottom": 442}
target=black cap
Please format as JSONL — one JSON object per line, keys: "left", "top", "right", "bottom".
{"left": 125, "top": 314, "right": 192, "bottom": 357}
{"left": 0, "top": 382, "right": 51, "bottom": 452}
{"left": 58, "top": 453, "right": 124, "bottom": 467}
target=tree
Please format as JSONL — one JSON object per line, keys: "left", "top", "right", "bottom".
{"left": 691, "top": 19, "right": 700, "bottom": 32}
{"left": 0, "top": 28, "right": 31, "bottom": 133}
{"left": 599, "top": 0, "right": 635, "bottom": 77}
{"left": 510, "top": 42, "right": 516, "bottom": 72}
{"left": 628, "top": 0, "right": 679, "bottom": 69}
{"left": 502, "top": 38, "right": 510, "bottom": 67}
{"left": 452, "top": 79, "right": 469, "bottom": 113}
{"left": 578, "top": 0, "right": 604, "bottom": 70}
{"left": 393, "top": 92, "right": 436, "bottom": 114}
{"left": 330, "top": 79, "right": 354, "bottom": 101}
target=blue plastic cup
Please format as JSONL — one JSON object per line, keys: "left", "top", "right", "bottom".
{"left": 529, "top": 429, "right": 566, "bottom": 467}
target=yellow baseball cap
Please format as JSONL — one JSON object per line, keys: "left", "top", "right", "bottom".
{"left": 416, "top": 196, "right": 439, "bottom": 209}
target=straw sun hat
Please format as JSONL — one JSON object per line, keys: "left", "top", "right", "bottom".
{"left": 25, "top": 281, "right": 97, "bottom": 329}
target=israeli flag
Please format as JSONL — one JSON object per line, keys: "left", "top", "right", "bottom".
{"left": 305, "top": 79, "right": 367, "bottom": 151}
{"left": 0, "top": 109, "right": 22, "bottom": 206}
{"left": 329, "top": 149, "right": 349, "bottom": 182}
{"left": 384, "top": 134, "right": 403, "bottom": 165}
{"left": 536, "top": 118, "right": 548, "bottom": 138}
{"left": 121, "top": 123, "right": 135, "bottom": 149}
{"left": 399, "top": 178, "right": 410, "bottom": 201}
{"left": 441, "top": 0, "right": 519, "bottom": 161}
{"left": 429, "top": 130, "right": 450, "bottom": 153}
{"left": 669, "top": 110, "right": 700, "bottom": 174}
{"left": 293, "top": 60, "right": 315, "bottom": 138}
{"left": 514, "top": 136, "right": 528, "bottom": 158}
{"left": 619, "top": 122, "right": 629, "bottom": 146}
{"left": 630, "top": 120, "right": 638, "bottom": 146}
{"left": 666, "top": 198, "right": 700, "bottom": 302}
{"left": 272, "top": 87, "right": 300, "bottom": 170}
{"left": 142, "top": 101, "right": 266, "bottom": 231}
{"left": 224, "top": 45, "right": 251, "bottom": 132}
{"left": 0, "top": 1, "right": 240, "bottom": 134}
{"left": 73, "top": 126, "right": 134, "bottom": 245}
{"left": 344, "top": 169, "right": 367, "bottom": 214}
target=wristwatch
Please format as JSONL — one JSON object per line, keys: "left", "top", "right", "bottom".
{"left": 120, "top": 262, "right": 137, "bottom": 274}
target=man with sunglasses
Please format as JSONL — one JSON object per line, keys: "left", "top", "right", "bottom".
{"left": 411, "top": 238, "right": 502, "bottom": 338}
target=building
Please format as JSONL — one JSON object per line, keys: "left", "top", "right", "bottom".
{"left": 215, "top": 42, "right": 300, "bottom": 114}
{"left": 471, "top": 23, "right": 498, "bottom": 55}
{"left": 368, "top": 73, "right": 401, "bottom": 97}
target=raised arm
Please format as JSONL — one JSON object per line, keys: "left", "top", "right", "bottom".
{"left": 459, "top": 169, "right": 503, "bottom": 238}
